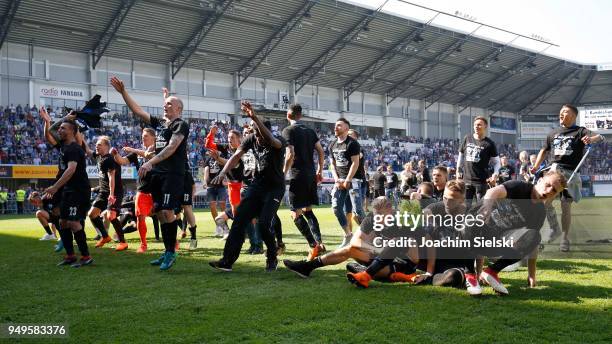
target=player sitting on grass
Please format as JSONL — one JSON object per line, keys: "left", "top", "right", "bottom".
{"left": 346, "top": 181, "right": 473, "bottom": 293}
{"left": 283, "top": 197, "right": 421, "bottom": 280}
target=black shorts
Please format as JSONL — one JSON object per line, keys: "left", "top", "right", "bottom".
{"left": 182, "top": 175, "right": 194, "bottom": 206}
{"left": 92, "top": 192, "right": 123, "bottom": 212}
{"left": 43, "top": 187, "right": 62, "bottom": 213}
{"left": 60, "top": 190, "right": 91, "bottom": 221}
{"left": 150, "top": 173, "right": 184, "bottom": 212}
{"left": 288, "top": 177, "right": 318, "bottom": 210}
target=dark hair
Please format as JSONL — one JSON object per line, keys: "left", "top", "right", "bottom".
{"left": 446, "top": 180, "right": 466, "bottom": 195}
{"left": 337, "top": 117, "right": 350, "bottom": 127}
{"left": 262, "top": 120, "right": 272, "bottom": 130}
{"left": 290, "top": 104, "right": 302, "bottom": 116}
{"left": 348, "top": 129, "right": 359, "bottom": 138}
{"left": 562, "top": 103, "right": 578, "bottom": 116}
{"left": 62, "top": 119, "right": 78, "bottom": 134}
{"left": 474, "top": 116, "right": 488, "bottom": 126}
{"left": 433, "top": 165, "right": 448, "bottom": 175}
{"left": 229, "top": 129, "right": 242, "bottom": 137}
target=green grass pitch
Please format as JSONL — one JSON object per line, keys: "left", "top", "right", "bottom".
{"left": 0, "top": 199, "right": 610, "bottom": 343}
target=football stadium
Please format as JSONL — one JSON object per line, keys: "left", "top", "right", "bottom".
{"left": 0, "top": 0, "right": 610, "bottom": 342}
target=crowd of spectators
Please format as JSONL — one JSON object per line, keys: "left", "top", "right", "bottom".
{"left": 0, "top": 104, "right": 610, "bottom": 177}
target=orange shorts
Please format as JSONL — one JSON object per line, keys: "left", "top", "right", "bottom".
{"left": 227, "top": 182, "right": 242, "bottom": 206}
{"left": 135, "top": 192, "right": 153, "bottom": 217}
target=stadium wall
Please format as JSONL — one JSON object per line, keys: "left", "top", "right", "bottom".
{"left": 1, "top": 42, "right": 517, "bottom": 141}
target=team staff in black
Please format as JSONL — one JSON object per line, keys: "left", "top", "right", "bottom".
{"left": 531, "top": 104, "right": 604, "bottom": 252}
{"left": 111, "top": 76, "right": 190, "bottom": 271}
{"left": 282, "top": 104, "right": 326, "bottom": 260}
{"left": 84, "top": 136, "right": 127, "bottom": 251}
{"left": 44, "top": 120, "right": 92, "bottom": 267}
{"left": 457, "top": 116, "right": 500, "bottom": 206}
{"left": 209, "top": 101, "right": 286, "bottom": 272}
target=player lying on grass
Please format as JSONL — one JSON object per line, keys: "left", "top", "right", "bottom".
{"left": 283, "top": 197, "right": 425, "bottom": 281}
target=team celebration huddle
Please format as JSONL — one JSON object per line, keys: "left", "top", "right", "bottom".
{"left": 34, "top": 77, "right": 603, "bottom": 296}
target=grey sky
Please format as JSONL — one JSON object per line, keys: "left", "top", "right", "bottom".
{"left": 346, "top": 0, "right": 612, "bottom": 64}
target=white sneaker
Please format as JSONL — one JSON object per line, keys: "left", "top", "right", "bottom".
{"left": 39, "top": 233, "right": 56, "bottom": 241}
{"left": 465, "top": 273, "right": 482, "bottom": 296}
{"left": 189, "top": 239, "right": 198, "bottom": 250}
{"left": 337, "top": 233, "right": 353, "bottom": 249}
{"left": 214, "top": 225, "right": 223, "bottom": 237}
{"left": 481, "top": 268, "right": 509, "bottom": 295}
{"left": 222, "top": 228, "right": 229, "bottom": 240}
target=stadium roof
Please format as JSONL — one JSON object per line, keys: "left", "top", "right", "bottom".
{"left": 2, "top": 0, "right": 612, "bottom": 115}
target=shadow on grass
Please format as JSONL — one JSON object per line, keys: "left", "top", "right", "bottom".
{"left": 2, "top": 230, "right": 611, "bottom": 302}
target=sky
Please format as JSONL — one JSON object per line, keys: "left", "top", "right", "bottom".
{"left": 345, "top": 0, "right": 612, "bottom": 65}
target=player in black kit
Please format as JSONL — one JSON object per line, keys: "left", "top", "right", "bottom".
{"left": 457, "top": 116, "right": 500, "bottom": 206}
{"left": 44, "top": 120, "right": 92, "bottom": 267}
{"left": 329, "top": 118, "right": 365, "bottom": 248}
{"left": 531, "top": 104, "right": 604, "bottom": 252}
{"left": 465, "top": 171, "right": 567, "bottom": 294}
{"left": 209, "top": 101, "right": 286, "bottom": 272}
{"left": 111, "top": 76, "right": 190, "bottom": 271}
{"left": 84, "top": 136, "right": 127, "bottom": 251}
{"left": 111, "top": 127, "right": 158, "bottom": 253}
{"left": 282, "top": 104, "right": 326, "bottom": 260}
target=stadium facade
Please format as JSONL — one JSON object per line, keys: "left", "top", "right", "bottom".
{"left": 1, "top": 0, "right": 610, "bottom": 144}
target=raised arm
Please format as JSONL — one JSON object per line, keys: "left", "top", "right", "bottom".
{"left": 110, "top": 76, "right": 151, "bottom": 124}
{"left": 40, "top": 106, "right": 58, "bottom": 146}
{"left": 242, "top": 101, "right": 282, "bottom": 149}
